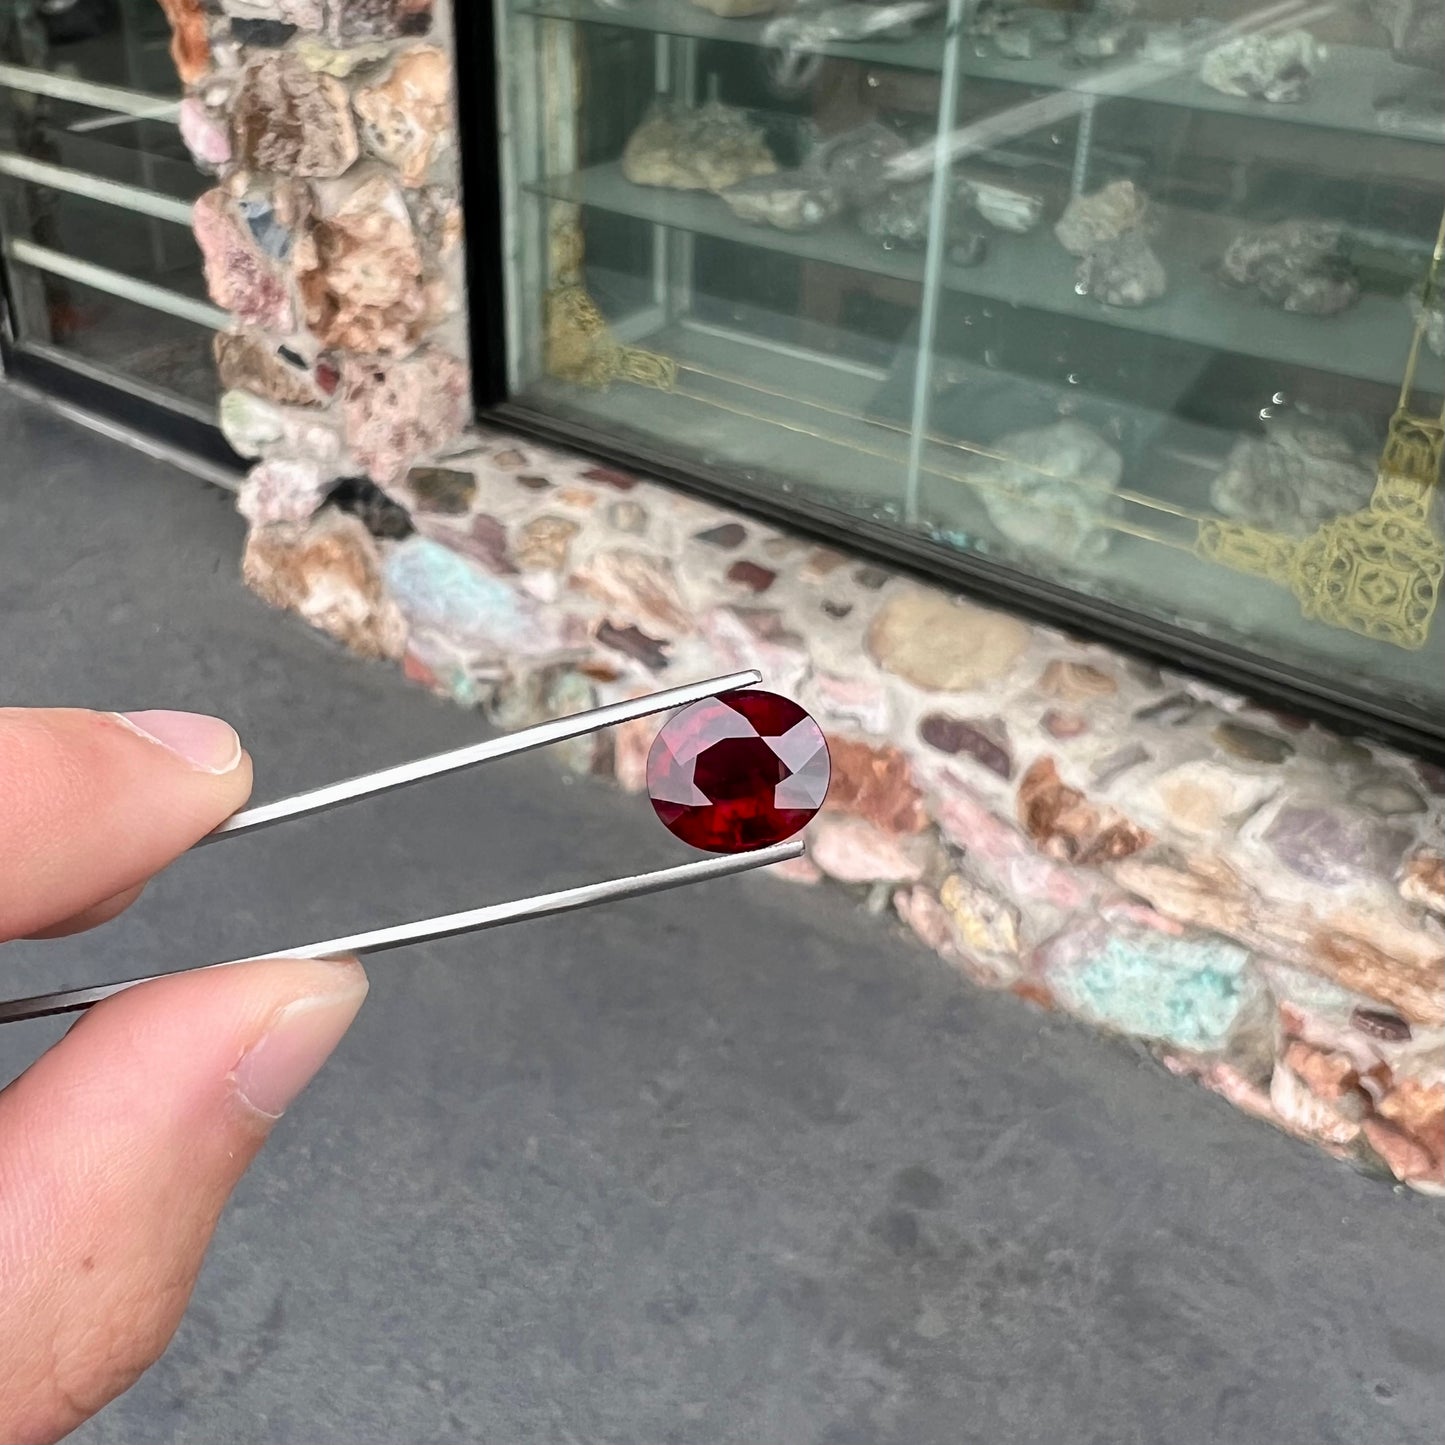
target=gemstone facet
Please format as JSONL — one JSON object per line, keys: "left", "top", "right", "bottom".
{"left": 647, "top": 690, "right": 830, "bottom": 852}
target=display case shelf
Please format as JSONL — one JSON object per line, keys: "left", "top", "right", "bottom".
{"left": 530, "top": 161, "right": 1444, "bottom": 392}
{"left": 515, "top": 0, "right": 1445, "bottom": 146}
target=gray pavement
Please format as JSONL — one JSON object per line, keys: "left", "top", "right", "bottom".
{"left": 1, "top": 388, "right": 1442, "bottom": 1445}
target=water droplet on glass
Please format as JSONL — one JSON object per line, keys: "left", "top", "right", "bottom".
{"left": 1050, "top": 132, "right": 1063, "bottom": 145}
{"left": 1272, "top": 391, "right": 1287, "bottom": 405}
{"left": 1259, "top": 407, "right": 1273, "bottom": 420}
{"left": 981, "top": 308, "right": 993, "bottom": 319}
{"left": 866, "top": 72, "right": 880, "bottom": 87}
{"left": 1067, "top": 372, "right": 1080, "bottom": 385}
{"left": 1074, "top": 282, "right": 1089, "bottom": 295}
{"left": 983, "top": 348, "right": 998, "bottom": 367}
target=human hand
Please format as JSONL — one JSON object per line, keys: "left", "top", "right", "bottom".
{"left": 0, "top": 709, "right": 368, "bottom": 1443}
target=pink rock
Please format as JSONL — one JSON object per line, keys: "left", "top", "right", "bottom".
{"left": 297, "top": 174, "right": 430, "bottom": 356}
{"left": 1270, "top": 1063, "right": 1362, "bottom": 1145}
{"left": 1400, "top": 849, "right": 1444, "bottom": 917}
{"left": 893, "top": 886, "right": 960, "bottom": 958}
{"left": 193, "top": 191, "right": 293, "bottom": 331}
{"left": 768, "top": 853, "right": 824, "bottom": 886}
{"left": 1018, "top": 757, "right": 1153, "bottom": 866}
{"left": 353, "top": 47, "right": 452, "bottom": 186}
{"left": 937, "top": 782, "right": 1094, "bottom": 910}
{"left": 810, "top": 671, "right": 890, "bottom": 734}
{"left": 575, "top": 549, "right": 692, "bottom": 637}
{"left": 810, "top": 816, "right": 929, "bottom": 884}
{"left": 824, "top": 736, "right": 929, "bottom": 835}
{"left": 231, "top": 53, "right": 359, "bottom": 177}
{"left": 1042, "top": 709, "right": 1089, "bottom": 740}
{"left": 237, "top": 459, "right": 335, "bottom": 528}
{"left": 341, "top": 348, "right": 469, "bottom": 485}
{"left": 700, "top": 606, "right": 807, "bottom": 696}
{"left": 178, "top": 96, "right": 230, "bottom": 168}
{"left": 243, "top": 511, "right": 406, "bottom": 660}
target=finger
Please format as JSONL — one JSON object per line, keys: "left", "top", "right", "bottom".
{"left": 0, "top": 709, "right": 252, "bottom": 940}
{"left": 0, "top": 954, "right": 368, "bottom": 1444}
{"left": 26, "top": 884, "right": 148, "bottom": 940}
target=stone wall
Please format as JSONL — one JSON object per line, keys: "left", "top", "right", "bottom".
{"left": 164, "top": 2, "right": 1444, "bottom": 1194}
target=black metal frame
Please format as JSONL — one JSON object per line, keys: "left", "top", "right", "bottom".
{"left": 455, "top": 19, "right": 1444, "bottom": 767}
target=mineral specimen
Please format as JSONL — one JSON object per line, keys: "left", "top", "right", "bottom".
{"left": 1054, "top": 179, "right": 1149, "bottom": 256}
{"left": 959, "top": 169, "right": 1045, "bottom": 233}
{"left": 1210, "top": 410, "right": 1377, "bottom": 536}
{"left": 1219, "top": 219, "right": 1359, "bottom": 316}
{"left": 621, "top": 102, "right": 777, "bottom": 193}
{"left": 1200, "top": 29, "right": 1322, "bottom": 104}
{"left": 1075, "top": 231, "right": 1167, "bottom": 307}
{"left": 809, "top": 122, "right": 910, "bottom": 204}
{"left": 966, "top": 420, "right": 1124, "bottom": 563}
{"left": 720, "top": 169, "right": 841, "bottom": 231}
{"left": 1363, "top": 0, "right": 1445, "bottom": 69}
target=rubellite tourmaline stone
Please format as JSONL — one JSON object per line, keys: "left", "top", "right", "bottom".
{"left": 647, "top": 690, "right": 831, "bottom": 852}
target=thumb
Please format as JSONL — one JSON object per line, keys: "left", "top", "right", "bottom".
{"left": 0, "top": 955, "right": 368, "bottom": 1444}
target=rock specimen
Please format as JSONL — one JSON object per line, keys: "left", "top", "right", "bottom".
{"left": 231, "top": 53, "right": 359, "bottom": 177}
{"left": 178, "top": 96, "right": 230, "bottom": 169}
{"left": 621, "top": 103, "right": 776, "bottom": 193}
{"left": 1075, "top": 231, "right": 1167, "bottom": 307}
{"left": 1219, "top": 219, "right": 1359, "bottom": 315}
{"left": 214, "top": 331, "right": 324, "bottom": 407}
{"left": 193, "top": 191, "right": 293, "bottom": 330}
{"left": 327, "top": 0, "right": 432, "bottom": 43}
{"left": 1211, "top": 409, "right": 1376, "bottom": 536}
{"left": 340, "top": 348, "right": 468, "bottom": 484}
{"left": 958, "top": 169, "right": 1044, "bottom": 233}
{"left": 1200, "top": 29, "right": 1322, "bottom": 103}
{"left": 244, "top": 511, "right": 406, "bottom": 659}
{"left": 857, "top": 180, "right": 948, "bottom": 248}
{"left": 296, "top": 174, "right": 429, "bottom": 354}
{"left": 965, "top": 420, "right": 1124, "bottom": 563}
{"left": 1363, "top": 0, "right": 1445, "bottom": 69}
{"left": 1054, "top": 179, "right": 1149, "bottom": 256}
{"left": 1408, "top": 281, "right": 1445, "bottom": 358}
{"left": 867, "top": 588, "right": 1030, "bottom": 691}
{"left": 237, "top": 458, "right": 335, "bottom": 527}
{"left": 721, "top": 170, "right": 841, "bottom": 232}
{"left": 809, "top": 122, "right": 909, "bottom": 204}
{"left": 353, "top": 47, "right": 452, "bottom": 187}
{"left": 157, "top": 0, "right": 210, "bottom": 86}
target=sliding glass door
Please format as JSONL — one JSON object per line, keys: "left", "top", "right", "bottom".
{"left": 0, "top": 0, "right": 224, "bottom": 443}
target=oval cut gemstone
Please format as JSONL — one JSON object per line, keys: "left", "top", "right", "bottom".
{"left": 646, "top": 690, "right": 831, "bottom": 852}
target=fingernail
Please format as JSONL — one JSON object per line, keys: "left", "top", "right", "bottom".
{"left": 232, "top": 963, "right": 369, "bottom": 1121}
{"left": 116, "top": 710, "right": 243, "bottom": 774}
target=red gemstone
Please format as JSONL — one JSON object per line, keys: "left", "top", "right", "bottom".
{"left": 647, "top": 690, "right": 831, "bottom": 853}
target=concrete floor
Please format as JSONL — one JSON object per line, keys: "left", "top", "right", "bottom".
{"left": 1, "top": 387, "right": 1442, "bottom": 1445}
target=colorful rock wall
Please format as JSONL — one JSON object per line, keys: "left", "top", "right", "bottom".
{"left": 166, "top": 3, "right": 1445, "bottom": 1194}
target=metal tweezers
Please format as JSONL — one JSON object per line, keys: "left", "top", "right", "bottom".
{"left": 0, "top": 671, "right": 801, "bottom": 1025}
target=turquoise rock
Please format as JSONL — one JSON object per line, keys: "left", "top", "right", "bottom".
{"left": 383, "top": 537, "right": 555, "bottom": 657}
{"left": 1043, "top": 925, "right": 1256, "bottom": 1052}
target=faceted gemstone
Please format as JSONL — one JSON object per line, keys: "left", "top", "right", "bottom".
{"left": 647, "top": 690, "right": 830, "bottom": 852}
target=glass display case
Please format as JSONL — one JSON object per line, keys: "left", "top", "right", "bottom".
{"left": 482, "top": 0, "right": 1445, "bottom": 754}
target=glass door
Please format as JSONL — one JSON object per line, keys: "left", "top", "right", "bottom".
{"left": 0, "top": 0, "right": 224, "bottom": 443}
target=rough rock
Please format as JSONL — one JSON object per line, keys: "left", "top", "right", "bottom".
{"left": 1266, "top": 805, "right": 1412, "bottom": 887}
{"left": 893, "top": 886, "right": 965, "bottom": 962}
{"left": 340, "top": 348, "right": 468, "bottom": 484}
{"left": 1363, "top": 1119, "right": 1444, "bottom": 1191}
{"left": 243, "top": 511, "right": 406, "bottom": 659}
{"left": 1212, "top": 721, "right": 1296, "bottom": 764}
{"left": 575, "top": 549, "right": 693, "bottom": 635}
{"left": 724, "top": 169, "right": 842, "bottom": 233}
{"left": 1039, "top": 660, "right": 1117, "bottom": 700}
{"left": 1200, "top": 29, "right": 1321, "bottom": 103}
{"left": 231, "top": 54, "right": 359, "bottom": 177}
{"left": 1075, "top": 231, "right": 1167, "bottom": 307}
{"left": 938, "top": 785, "right": 1094, "bottom": 910}
{"left": 726, "top": 560, "right": 776, "bottom": 593}
{"left": 1399, "top": 849, "right": 1445, "bottom": 916}
{"left": 194, "top": 191, "right": 293, "bottom": 331}
{"left": 1042, "top": 709, "right": 1089, "bottom": 740}
{"left": 383, "top": 537, "right": 562, "bottom": 657}
{"left": 1054, "top": 179, "right": 1149, "bottom": 256}
{"left": 237, "top": 458, "right": 335, "bottom": 528}
{"left": 918, "top": 715, "right": 1013, "bottom": 778}
{"left": 966, "top": 420, "right": 1123, "bottom": 563}
{"left": 1144, "top": 760, "right": 1278, "bottom": 838}
{"left": 701, "top": 607, "right": 809, "bottom": 698}
{"left": 294, "top": 35, "right": 394, "bottom": 75}
{"left": 940, "top": 874, "right": 1021, "bottom": 958}
{"left": 621, "top": 102, "right": 777, "bottom": 193}
{"left": 326, "top": 476, "right": 414, "bottom": 539}
{"left": 327, "top": 0, "right": 433, "bottom": 43}
{"left": 810, "top": 816, "right": 930, "bottom": 884}
{"left": 1018, "top": 757, "right": 1153, "bottom": 866}
{"left": 1211, "top": 410, "right": 1376, "bottom": 536}
{"left": 1350, "top": 778, "right": 1426, "bottom": 816}
{"left": 230, "top": 18, "right": 298, "bottom": 45}
{"left": 219, "top": 390, "right": 341, "bottom": 462}
{"left": 867, "top": 588, "right": 1030, "bottom": 691}
{"left": 1036, "top": 921, "right": 1258, "bottom": 1051}
{"left": 426, "top": 514, "right": 513, "bottom": 575}
{"left": 697, "top": 522, "right": 747, "bottom": 548}
{"left": 406, "top": 465, "right": 476, "bottom": 515}
{"left": 515, "top": 515, "right": 580, "bottom": 573}
{"left": 1219, "top": 220, "right": 1359, "bottom": 316}
{"left": 179, "top": 97, "right": 231, "bottom": 170}
{"left": 157, "top": 0, "right": 210, "bottom": 86}
{"left": 353, "top": 47, "right": 452, "bottom": 186}
{"left": 214, "top": 332, "right": 323, "bottom": 407}
{"left": 824, "top": 738, "right": 929, "bottom": 834}
{"left": 219, "top": 0, "right": 323, "bottom": 26}
{"left": 297, "top": 173, "right": 430, "bottom": 355}
{"left": 1092, "top": 743, "right": 1151, "bottom": 789}
{"left": 1270, "top": 1054, "right": 1362, "bottom": 1145}
{"left": 608, "top": 501, "right": 647, "bottom": 534}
